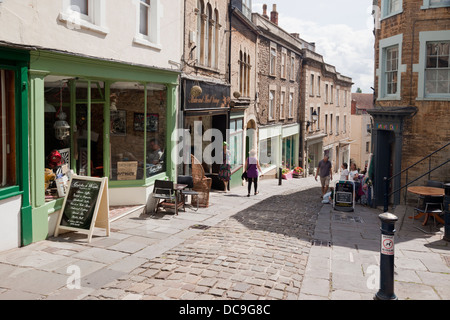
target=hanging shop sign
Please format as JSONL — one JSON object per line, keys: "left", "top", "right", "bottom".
{"left": 54, "top": 176, "right": 110, "bottom": 243}
{"left": 183, "top": 79, "right": 231, "bottom": 111}
{"left": 334, "top": 180, "right": 355, "bottom": 212}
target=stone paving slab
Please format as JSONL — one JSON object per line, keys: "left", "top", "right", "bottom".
{"left": 0, "top": 176, "right": 449, "bottom": 300}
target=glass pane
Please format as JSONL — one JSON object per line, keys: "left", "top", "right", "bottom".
{"left": 43, "top": 76, "right": 72, "bottom": 200}
{"left": 70, "top": 0, "right": 88, "bottom": 15}
{"left": 0, "top": 70, "right": 16, "bottom": 188}
{"left": 427, "top": 56, "right": 437, "bottom": 68}
{"left": 146, "top": 83, "right": 167, "bottom": 178}
{"left": 139, "top": 2, "right": 149, "bottom": 35}
{"left": 438, "top": 55, "right": 449, "bottom": 68}
{"left": 110, "top": 82, "right": 146, "bottom": 181}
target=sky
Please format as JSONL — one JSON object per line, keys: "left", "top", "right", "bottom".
{"left": 252, "top": 1, "right": 375, "bottom": 93}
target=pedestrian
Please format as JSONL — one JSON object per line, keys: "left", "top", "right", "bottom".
{"left": 218, "top": 142, "right": 232, "bottom": 192}
{"left": 245, "top": 149, "right": 263, "bottom": 197}
{"left": 315, "top": 155, "right": 333, "bottom": 198}
{"left": 340, "top": 162, "right": 349, "bottom": 181}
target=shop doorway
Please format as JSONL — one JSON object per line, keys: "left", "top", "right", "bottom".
{"left": 374, "top": 130, "right": 396, "bottom": 206}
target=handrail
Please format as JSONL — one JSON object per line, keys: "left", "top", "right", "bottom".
{"left": 383, "top": 141, "right": 450, "bottom": 212}
{"left": 383, "top": 159, "right": 449, "bottom": 212}
{"left": 387, "top": 159, "right": 449, "bottom": 198}
{"left": 386, "top": 141, "right": 450, "bottom": 183}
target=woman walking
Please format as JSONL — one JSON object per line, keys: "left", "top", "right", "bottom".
{"left": 245, "top": 149, "right": 262, "bottom": 197}
{"left": 218, "top": 142, "right": 232, "bottom": 192}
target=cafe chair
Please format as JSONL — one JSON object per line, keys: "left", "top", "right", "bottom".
{"left": 191, "top": 154, "right": 212, "bottom": 208}
{"left": 413, "top": 195, "right": 444, "bottom": 232}
{"left": 177, "top": 175, "right": 199, "bottom": 212}
{"left": 152, "top": 180, "right": 177, "bottom": 215}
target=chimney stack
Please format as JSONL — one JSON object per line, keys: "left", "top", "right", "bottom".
{"left": 262, "top": 4, "right": 269, "bottom": 19}
{"left": 270, "top": 4, "right": 278, "bottom": 25}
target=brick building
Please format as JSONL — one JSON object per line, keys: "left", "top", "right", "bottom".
{"left": 301, "top": 49, "right": 353, "bottom": 176}
{"left": 180, "top": 0, "right": 232, "bottom": 189}
{"left": 252, "top": 5, "right": 305, "bottom": 177}
{"left": 229, "top": 2, "right": 260, "bottom": 187}
{"left": 370, "top": 0, "right": 450, "bottom": 207}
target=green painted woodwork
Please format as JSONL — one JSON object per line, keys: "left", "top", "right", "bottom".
{"left": 28, "top": 50, "right": 180, "bottom": 244}
{"left": 230, "top": 167, "right": 244, "bottom": 189}
{"left": 30, "top": 51, "right": 179, "bottom": 86}
{"left": 0, "top": 48, "right": 32, "bottom": 246}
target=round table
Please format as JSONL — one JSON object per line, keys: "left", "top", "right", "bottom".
{"left": 408, "top": 186, "right": 445, "bottom": 197}
{"left": 408, "top": 186, "right": 445, "bottom": 226}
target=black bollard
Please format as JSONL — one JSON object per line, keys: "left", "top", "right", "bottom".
{"left": 375, "top": 212, "right": 398, "bottom": 301}
{"left": 278, "top": 168, "right": 282, "bottom": 186}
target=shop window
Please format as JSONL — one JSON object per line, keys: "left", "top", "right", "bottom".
{"left": 282, "top": 136, "right": 295, "bottom": 169}
{"left": 109, "top": 82, "right": 146, "bottom": 181}
{"left": 0, "top": 70, "right": 16, "bottom": 188}
{"left": 259, "top": 138, "right": 277, "bottom": 170}
{"left": 229, "top": 118, "right": 243, "bottom": 170}
{"left": 145, "top": 83, "right": 167, "bottom": 178}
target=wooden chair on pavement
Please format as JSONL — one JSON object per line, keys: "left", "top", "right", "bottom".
{"left": 152, "top": 180, "right": 179, "bottom": 215}
{"left": 191, "top": 154, "right": 212, "bottom": 208}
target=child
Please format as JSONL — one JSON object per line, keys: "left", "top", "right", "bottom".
{"left": 340, "top": 163, "right": 349, "bottom": 181}
{"left": 322, "top": 187, "right": 335, "bottom": 204}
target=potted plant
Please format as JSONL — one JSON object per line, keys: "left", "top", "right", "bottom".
{"left": 281, "top": 168, "right": 293, "bottom": 180}
{"left": 293, "top": 167, "right": 303, "bottom": 178}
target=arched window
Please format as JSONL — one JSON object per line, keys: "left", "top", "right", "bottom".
{"left": 198, "top": 0, "right": 205, "bottom": 65}
{"left": 247, "top": 55, "right": 251, "bottom": 97}
{"left": 214, "top": 9, "right": 219, "bottom": 69}
{"left": 243, "top": 52, "right": 247, "bottom": 96}
{"left": 205, "top": 4, "right": 212, "bottom": 66}
{"left": 239, "top": 51, "right": 243, "bottom": 94}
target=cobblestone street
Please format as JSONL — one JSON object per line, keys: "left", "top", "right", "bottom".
{"left": 85, "top": 186, "right": 323, "bottom": 300}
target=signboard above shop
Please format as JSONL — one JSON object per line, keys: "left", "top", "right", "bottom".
{"left": 183, "top": 79, "right": 231, "bottom": 111}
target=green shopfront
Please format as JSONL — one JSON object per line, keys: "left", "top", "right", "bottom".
{"left": 29, "top": 51, "right": 179, "bottom": 243}
{"left": 0, "top": 47, "right": 32, "bottom": 251}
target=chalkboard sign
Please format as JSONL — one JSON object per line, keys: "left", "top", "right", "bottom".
{"left": 55, "top": 176, "right": 110, "bottom": 243}
{"left": 334, "top": 181, "right": 355, "bottom": 212}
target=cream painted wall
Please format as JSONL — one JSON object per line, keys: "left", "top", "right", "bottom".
{"left": 0, "top": 196, "right": 21, "bottom": 252}
{"left": 0, "top": 0, "right": 183, "bottom": 69}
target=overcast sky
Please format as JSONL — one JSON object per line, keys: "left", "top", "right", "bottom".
{"left": 252, "top": 1, "right": 375, "bottom": 93}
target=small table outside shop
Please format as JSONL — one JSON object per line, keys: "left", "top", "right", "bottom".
{"left": 408, "top": 186, "right": 445, "bottom": 226}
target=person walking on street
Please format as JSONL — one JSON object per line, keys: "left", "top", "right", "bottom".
{"left": 218, "top": 142, "right": 232, "bottom": 192}
{"left": 315, "top": 155, "right": 333, "bottom": 198}
{"left": 245, "top": 149, "right": 263, "bottom": 197}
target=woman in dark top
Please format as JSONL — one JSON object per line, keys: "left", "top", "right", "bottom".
{"left": 218, "top": 142, "right": 232, "bottom": 192}
{"left": 245, "top": 149, "right": 263, "bottom": 197}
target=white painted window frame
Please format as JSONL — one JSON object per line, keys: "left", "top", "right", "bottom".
{"left": 380, "top": 0, "right": 403, "bottom": 20}
{"left": 377, "top": 34, "right": 406, "bottom": 100}
{"left": 133, "top": 0, "right": 162, "bottom": 51}
{"left": 60, "top": 0, "right": 109, "bottom": 35}
{"left": 414, "top": 30, "right": 450, "bottom": 100}
{"left": 421, "top": 0, "right": 450, "bottom": 9}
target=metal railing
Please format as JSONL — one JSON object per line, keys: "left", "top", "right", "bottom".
{"left": 383, "top": 142, "right": 450, "bottom": 212}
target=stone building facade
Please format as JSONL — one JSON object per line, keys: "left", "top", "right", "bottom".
{"left": 301, "top": 49, "right": 353, "bottom": 176}
{"left": 251, "top": 5, "right": 305, "bottom": 177}
{"left": 229, "top": 4, "right": 260, "bottom": 187}
{"left": 180, "top": 0, "right": 232, "bottom": 187}
{"left": 370, "top": 0, "right": 450, "bottom": 206}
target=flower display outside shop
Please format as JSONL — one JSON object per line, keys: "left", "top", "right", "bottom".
{"left": 293, "top": 167, "right": 303, "bottom": 178}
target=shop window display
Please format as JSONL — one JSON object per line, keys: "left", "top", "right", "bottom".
{"left": 110, "top": 82, "right": 145, "bottom": 181}
{"left": 145, "top": 83, "right": 167, "bottom": 178}
{"left": 0, "top": 69, "right": 16, "bottom": 188}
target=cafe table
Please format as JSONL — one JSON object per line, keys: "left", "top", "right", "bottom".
{"left": 408, "top": 186, "right": 445, "bottom": 226}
